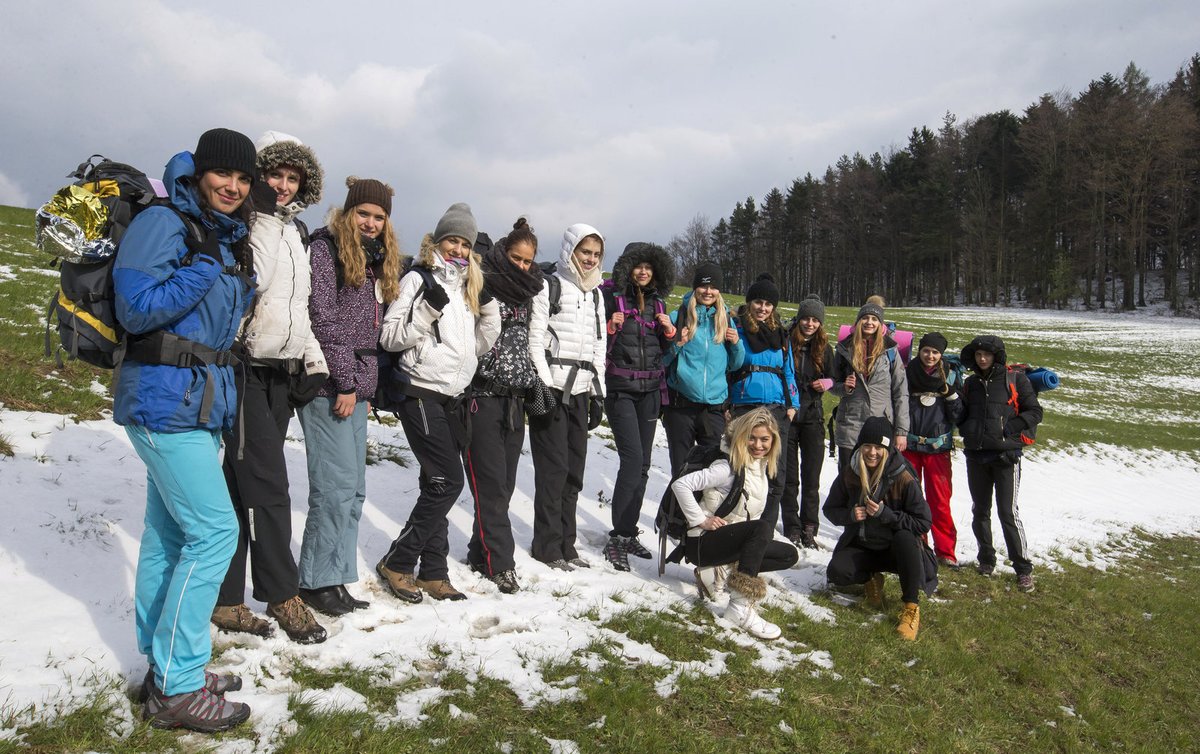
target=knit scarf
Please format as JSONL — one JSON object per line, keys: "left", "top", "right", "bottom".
{"left": 906, "top": 358, "right": 947, "bottom": 395}
{"left": 740, "top": 316, "right": 787, "bottom": 354}
{"left": 482, "top": 243, "right": 544, "bottom": 306}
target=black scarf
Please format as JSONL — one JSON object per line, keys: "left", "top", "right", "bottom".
{"left": 361, "top": 234, "right": 385, "bottom": 266}
{"left": 740, "top": 312, "right": 787, "bottom": 353}
{"left": 906, "top": 358, "right": 947, "bottom": 395}
{"left": 482, "top": 242, "right": 544, "bottom": 306}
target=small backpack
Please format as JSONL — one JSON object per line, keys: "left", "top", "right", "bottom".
{"left": 373, "top": 262, "right": 439, "bottom": 415}
{"left": 37, "top": 155, "right": 204, "bottom": 368}
{"left": 654, "top": 444, "right": 745, "bottom": 575}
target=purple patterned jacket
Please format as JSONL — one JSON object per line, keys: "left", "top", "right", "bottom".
{"left": 308, "top": 229, "right": 382, "bottom": 400}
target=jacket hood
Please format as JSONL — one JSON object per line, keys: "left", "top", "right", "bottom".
{"left": 418, "top": 232, "right": 465, "bottom": 288}
{"left": 557, "top": 223, "right": 604, "bottom": 291}
{"left": 611, "top": 242, "right": 675, "bottom": 297}
{"left": 961, "top": 335, "right": 1007, "bottom": 373}
{"left": 163, "top": 151, "right": 247, "bottom": 244}
{"left": 255, "top": 131, "right": 324, "bottom": 207}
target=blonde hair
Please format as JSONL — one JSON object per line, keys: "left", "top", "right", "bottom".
{"left": 327, "top": 207, "right": 401, "bottom": 304}
{"left": 416, "top": 233, "right": 485, "bottom": 316}
{"left": 850, "top": 317, "right": 885, "bottom": 376}
{"left": 725, "top": 407, "right": 781, "bottom": 479}
{"left": 679, "top": 291, "right": 729, "bottom": 343}
{"left": 854, "top": 446, "right": 889, "bottom": 504}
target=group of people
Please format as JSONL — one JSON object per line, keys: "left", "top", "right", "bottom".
{"left": 111, "top": 127, "right": 1043, "bottom": 734}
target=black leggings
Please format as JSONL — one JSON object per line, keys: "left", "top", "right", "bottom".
{"left": 683, "top": 521, "right": 799, "bottom": 575}
{"left": 826, "top": 529, "right": 925, "bottom": 603}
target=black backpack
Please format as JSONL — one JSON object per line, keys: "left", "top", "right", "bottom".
{"left": 654, "top": 444, "right": 745, "bottom": 575}
{"left": 37, "top": 155, "right": 205, "bottom": 368}
{"left": 373, "top": 262, "right": 439, "bottom": 415}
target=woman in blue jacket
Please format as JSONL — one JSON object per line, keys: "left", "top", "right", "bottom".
{"left": 661, "top": 261, "right": 744, "bottom": 476}
{"left": 113, "top": 129, "right": 257, "bottom": 733}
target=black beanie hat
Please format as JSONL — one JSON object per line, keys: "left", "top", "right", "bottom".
{"left": 919, "top": 332, "right": 948, "bottom": 354}
{"left": 854, "top": 415, "right": 894, "bottom": 451}
{"left": 343, "top": 176, "right": 394, "bottom": 216}
{"left": 193, "top": 128, "right": 257, "bottom": 180}
{"left": 692, "top": 261, "right": 723, "bottom": 290}
{"left": 796, "top": 294, "right": 825, "bottom": 323}
{"left": 745, "top": 273, "right": 780, "bottom": 306}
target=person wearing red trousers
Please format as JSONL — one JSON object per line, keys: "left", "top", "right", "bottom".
{"left": 901, "top": 333, "right": 963, "bottom": 567}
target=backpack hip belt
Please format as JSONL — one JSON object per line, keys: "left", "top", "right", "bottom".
{"left": 247, "top": 356, "right": 304, "bottom": 375}
{"left": 123, "top": 331, "right": 240, "bottom": 426}
{"left": 545, "top": 353, "right": 602, "bottom": 403}
{"left": 607, "top": 365, "right": 664, "bottom": 381}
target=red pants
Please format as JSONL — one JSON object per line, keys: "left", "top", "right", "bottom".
{"left": 903, "top": 450, "right": 956, "bottom": 563}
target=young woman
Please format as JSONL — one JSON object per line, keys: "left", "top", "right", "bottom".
{"left": 729, "top": 273, "right": 798, "bottom": 486}
{"left": 824, "top": 417, "right": 936, "bottom": 641}
{"left": 376, "top": 203, "right": 501, "bottom": 602}
{"left": 780, "top": 294, "right": 835, "bottom": 549}
{"left": 463, "top": 218, "right": 544, "bottom": 594}
{"left": 114, "top": 128, "right": 257, "bottom": 732}
{"left": 957, "top": 335, "right": 1043, "bottom": 592}
{"left": 295, "top": 177, "right": 402, "bottom": 615}
{"left": 601, "top": 242, "right": 676, "bottom": 571}
{"left": 214, "top": 131, "right": 329, "bottom": 644}
{"left": 527, "top": 223, "right": 607, "bottom": 570}
{"left": 830, "top": 298, "right": 909, "bottom": 472}
{"left": 902, "top": 332, "right": 964, "bottom": 568}
{"left": 660, "top": 261, "right": 744, "bottom": 476}
{"left": 669, "top": 407, "right": 798, "bottom": 640}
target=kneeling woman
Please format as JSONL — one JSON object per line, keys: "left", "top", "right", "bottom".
{"left": 669, "top": 407, "right": 799, "bottom": 640}
{"left": 823, "top": 416, "right": 936, "bottom": 641}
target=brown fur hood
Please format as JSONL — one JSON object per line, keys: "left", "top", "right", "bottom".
{"left": 611, "top": 242, "right": 675, "bottom": 297}
{"left": 255, "top": 131, "right": 324, "bottom": 207}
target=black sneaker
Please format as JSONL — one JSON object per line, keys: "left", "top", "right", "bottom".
{"left": 144, "top": 685, "right": 250, "bottom": 733}
{"left": 604, "top": 536, "right": 631, "bottom": 572}
{"left": 799, "top": 526, "right": 819, "bottom": 550}
{"left": 976, "top": 561, "right": 995, "bottom": 577}
{"left": 491, "top": 569, "right": 521, "bottom": 594}
{"left": 545, "top": 559, "right": 574, "bottom": 572}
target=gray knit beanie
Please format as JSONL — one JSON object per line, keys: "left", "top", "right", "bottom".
{"left": 796, "top": 294, "right": 825, "bottom": 323}
{"left": 857, "top": 301, "right": 884, "bottom": 322}
{"left": 434, "top": 202, "right": 478, "bottom": 247}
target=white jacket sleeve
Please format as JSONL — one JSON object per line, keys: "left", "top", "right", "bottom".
{"left": 379, "top": 273, "right": 440, "bottom": 352}
{"left": 475, "top": 297, "right": 501, "bottom": 358}
{"left": 671, "top": 460, "right": 735, "bottom": 529}
{"left": 528, "top": 287, "right": 553, "bottom": 385}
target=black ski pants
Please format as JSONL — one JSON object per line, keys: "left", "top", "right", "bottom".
{"left": 382, "top": 395, "right": 466, "bottom": 581}
{"left": 528, "top": 391, "right": 588, "bottom": 563}
{"left": 966, "top": 454, "right": 1032, "bottom": 576}
{"left": 826, "top": 529, "right": 925, "bottom": 604}
{"left": 219, "top": 363, "right": 299, "bottom": 606}
{"left": 462, "top": 395, "right": 524, "bottom": 576}
{"left": 781, "top": 415, "right": 825, "bottom": 536}
{"left": 606, "top": 389, "right": 660, "bottom": 538}
{"left": 661, "top": 399, "right": 726, "bottom": 476}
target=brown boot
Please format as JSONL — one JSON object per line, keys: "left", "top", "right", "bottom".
{"left": 267, "top": 596, "right": 327, "bottom": 644}
{"left": 376, "top": 561, "right": 423, "bottom": 603}
{"left": 211, "top": 604, "right": 274, "bottom": 638}
{"left": 896, "top": 602, "right": 920, "bottom": 641}
{"left": 415, "top": 577, "right": 467, "bottom": 601}
{"left": 863, "top": 572, "right": 885, "bottom": 609}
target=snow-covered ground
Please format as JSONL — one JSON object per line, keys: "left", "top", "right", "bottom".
{"left": 1, "top": 309, "right": 1199, "bottom": 752}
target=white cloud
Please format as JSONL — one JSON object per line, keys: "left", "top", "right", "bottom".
{"left": 0, "top": 171, "right": 29, "bottom": 208}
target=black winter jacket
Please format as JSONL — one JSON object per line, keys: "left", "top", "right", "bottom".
{"left": 906, "top": 364, "right": 965, "bottom": 454}
{"left": 824, "top": 450, "right": 932, "bottom": 552}
{"left": 789, "top": 331, "right": 835, "bottom": 426}
{"left": 603, "top": 243, "right": 675, "bottom": 394}
{"left": 957, "top": 335, "right": 1043, "bottom": 459}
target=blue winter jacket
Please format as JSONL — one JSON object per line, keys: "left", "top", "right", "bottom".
{"left": 112, "top": 151, "right": 254, "bottom": 433}
{"left": 662, "top": 292, "right": 745, "bottom": 405}
{"left": 730, "top": 320, "right": 800, "bottom": 408}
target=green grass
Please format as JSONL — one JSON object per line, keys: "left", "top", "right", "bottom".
{"left": 6, "top": 534, "right": 1198, "bottom": 752}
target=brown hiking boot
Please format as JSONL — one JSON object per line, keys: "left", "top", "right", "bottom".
{"left": 376, "top": 560, "right": 423, "bottom": 603}
{"left": 211, "top": 604, "right": 274, "bottom": 638}
{"left": 415, "top": 577, "right": 467, "bottom": 601}
{"left": 863, "top": 572, "right": 885, "bottom": 609}
{"left": 896, "top": 602, "right": 921, "bottom": 641}
{"left": 267, "top": 596, "right": 327, "bottom": 644}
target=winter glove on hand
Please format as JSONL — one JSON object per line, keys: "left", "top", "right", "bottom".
{"left": 184, "top": 233, "right": 223, "bottom": 267}
{"left": 288, "top": 371, "right": 327, "bottom": 408}
{"left": 250, "top": 180, "right": 279, "bottom": 214}
{"left": 587, "top": 396, "right": 604, "bottom": 430}
{"left": 423, "top": 282, "right": 451, "bottom": 311}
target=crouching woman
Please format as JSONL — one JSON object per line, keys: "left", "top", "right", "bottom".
{"left": 669, "top": 407, "right": 799, "bottom": 640}
{"left": 824, "top": 416, "right": 936, "bottom": 640}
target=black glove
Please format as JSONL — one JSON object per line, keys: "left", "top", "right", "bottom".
{"left": 288, "top": 372, "right": 327, "bottom": 408}
{"left": 183, "top": 233, "right": 222, "bottom": 266}
{"left": 250, "top": 180, "right": 279, "bottom": 214}
{"left": 479, "top": 288, "right": 494, "bottom": 307}
{"left": 588, "top": 396, "right": 604, "bottom": 430}
{"left": 423, "top": 282, "right": 450, "bottom": 311}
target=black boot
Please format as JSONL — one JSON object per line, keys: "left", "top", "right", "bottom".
{"left": 298, "top": 586, "right": 352, "bottom": 617}
{"left": 335, "top": 584, "right": 370, "bottom": 611}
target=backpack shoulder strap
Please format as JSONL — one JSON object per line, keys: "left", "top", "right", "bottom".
{"left": 547, "top": 275, "right": 561, "bottom": 316}
{"left": 402, "top": 264, "right": 440, "bottom": 344}
{"left": 293, "top": 218, "right": 310, "bottom": 250}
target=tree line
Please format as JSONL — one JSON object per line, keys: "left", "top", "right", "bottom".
{"left": 667, "top": 56, "right": 1200, "bottom": 312}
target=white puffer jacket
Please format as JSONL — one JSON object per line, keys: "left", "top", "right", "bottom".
{"left": 528, "top": 224, "right": 607, "bottom": 398}
{"left": 671, "top": 456, "right": 769, "bottom": 538}
{"left": 379, "top": 242, "right": 501, "bottom": 398}
{"left": 240, "top": 202, "right": 327, "bottom": 375}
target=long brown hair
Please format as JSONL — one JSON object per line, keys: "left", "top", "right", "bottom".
{"left": 327, "top": 207, "right": 402, "bottom": 304}
{"left": 191, "top": 172, "right": 255, "bottom": 278}
{"left": 739, "top": 304, "right": 782, "bottom": 335}
{"left": 790, "top": 321, "right": 828, "bottom": 376}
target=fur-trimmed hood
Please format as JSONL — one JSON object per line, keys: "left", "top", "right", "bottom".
{"left": 611, "top": 242, "right": 675, "bottom": 297}
{"left": 255, "top": 130, "right": 323, "bottom": 208}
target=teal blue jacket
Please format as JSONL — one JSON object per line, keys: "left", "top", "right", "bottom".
{"left": 662, "top": 293, "right": 745, "bottom": 405}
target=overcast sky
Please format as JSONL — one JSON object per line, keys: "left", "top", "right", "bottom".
{"left": 2, "top": 1, "right": 1197, "bottom": 261}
